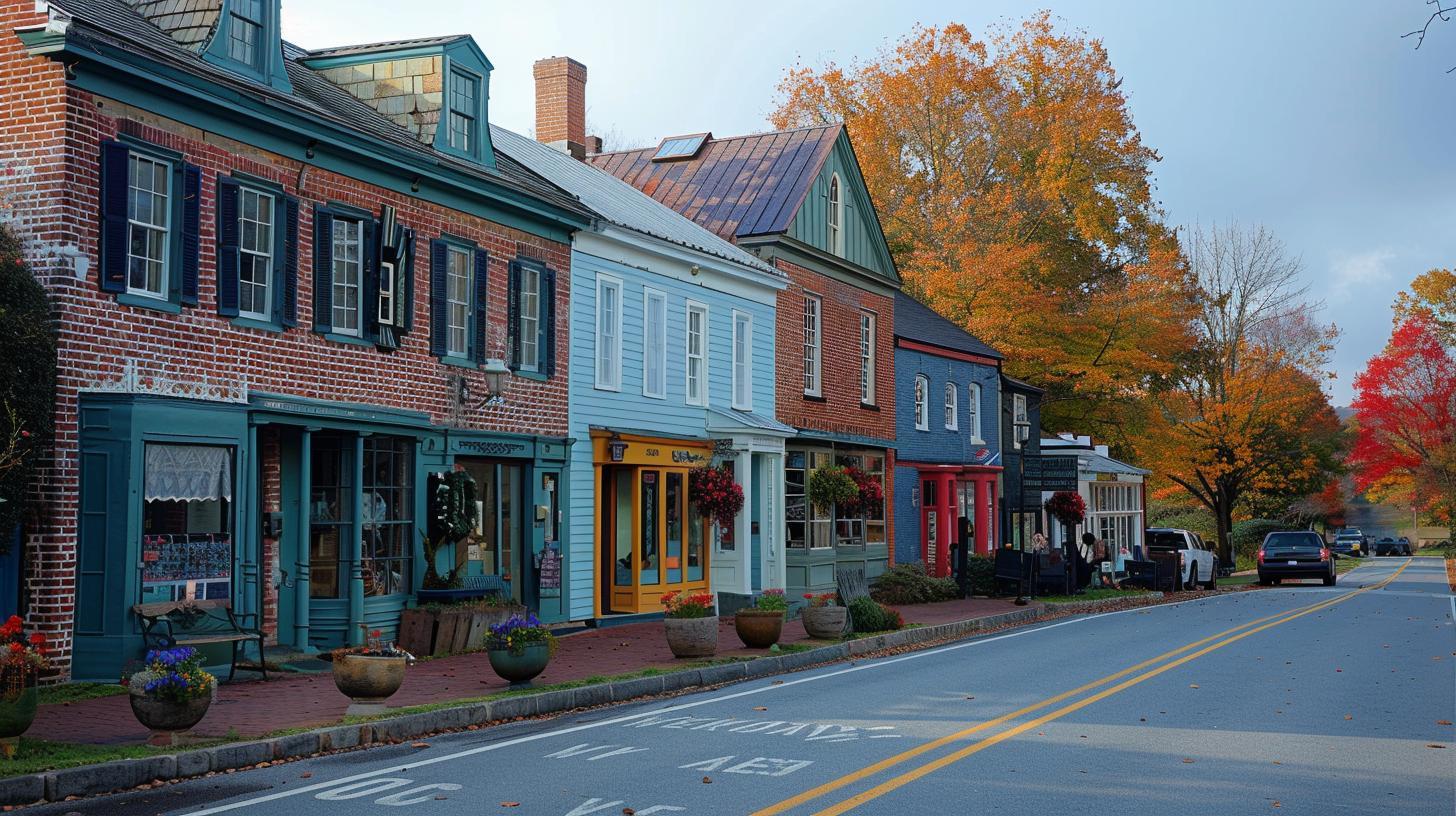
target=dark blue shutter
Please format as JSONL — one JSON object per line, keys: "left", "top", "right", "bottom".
{"left": 313, "top": 206, "right": 334, "bottom": 334}
{"left": 399, "top": 230, "right": 415, "bottom": 333}
{"left": 214, "top": 175, "right": 240, "bottom": 317}
{"left": 429, "top": 239, "right": 448, "bottom": 357}
{"left": 98, "top": 141, "right": 130, "bottom": 293}
{"left": 507, "top": 260, "right": 522, "bottom": 371}
{"left": 279, "top": 195, "right": 299, "bottom": 327}
{"left": 362, "top": 218, "right": 380, "bottom": 343}
{"left": 541, "top": 266, "right": 556, "bottom": 379}
{"left": 473, "top": 249, "right": 490, "bottom": 364}
{"left": 179, "top": 164, "right": 201, "bottom": 305}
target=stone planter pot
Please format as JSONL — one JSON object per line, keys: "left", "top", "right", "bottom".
{"left": 487, "top": 642, "right": 551, "bottom": 688}
{"left": 734, "top": 609, "right": 785, "bottom": 649}
{"left": 0, "top": 686, "right": 38, "bottom": 757}
{"left": 663, "top": 616, "right": 718, "bottom": 658}
{"left": 129, "top": 687, "right": 213, "bottom": 743}
{"left": 332, "top": 653, "right": 407, "bottom": 715}
{"left": 800, "top": 605, "right": 848, "bottom": 639}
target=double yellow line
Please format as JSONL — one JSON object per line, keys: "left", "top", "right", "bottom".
{"left": 755, "top": 558, "right": 1413, "bottom": 816}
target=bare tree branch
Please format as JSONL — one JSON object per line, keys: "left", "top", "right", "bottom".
{"left": 1403, "top": 0, "right": 1456, "bottom": 73}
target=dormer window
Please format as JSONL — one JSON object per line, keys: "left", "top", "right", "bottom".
{"left": 448, "top": 69, "right": 478, "bottom": 154}
{"left": 228, "top": 0, "right": 263, "bottom": 68}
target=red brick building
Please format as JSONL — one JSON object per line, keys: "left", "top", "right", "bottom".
{"left": 592, "top": 125, "right": 902, "bottom": 594}
{"left": 1, "top": 0, "right": 589, "bottom": 679}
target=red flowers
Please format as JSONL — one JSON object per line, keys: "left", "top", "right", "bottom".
{"left": 1044, "top": 491, "right": 1087, "bottom": 526}
{"left": 690, "top": 465, "right": 744, "bottom": 529}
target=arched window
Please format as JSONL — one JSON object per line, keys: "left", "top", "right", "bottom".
{"left": 944, "top": 382, "right": 958, "bottom": 430}
{"left": 968, "top": 382, "right": 983, "bottom": 441}
{"left": 827, "top": 174, "right": 844, "bottom": 256}
{"left": 914, "top": 375, "right": 929, "bottom": 431}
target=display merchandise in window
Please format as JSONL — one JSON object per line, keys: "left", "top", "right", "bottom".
{"left": 139, "top": 444, "right": 234, "bottom": 604}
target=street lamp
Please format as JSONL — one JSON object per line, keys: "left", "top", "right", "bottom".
{"left": 1014, "top": 423, "right": 1031, "bottom": 605}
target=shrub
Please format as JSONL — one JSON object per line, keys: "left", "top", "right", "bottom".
{"left": 1232, "top": 519, "right": 1289, "bottom": 560}
{"left": 1147, "top": 504, "right": 1217, "bottom": 541}
{"left": 870, "top": 562, "right": 958, "bottom": 605}
{"left": 0, "top": 223, "right": 56, "bottom": 542}
{"left": 965, "top": 554, "right": 996, "bottom": 596}
{"left": 848, "top": 596, "right": 903, "bottom": 633}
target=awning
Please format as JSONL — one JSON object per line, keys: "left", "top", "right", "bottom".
{"left": 144, "top": 444, "right": 233, "bottom": 502}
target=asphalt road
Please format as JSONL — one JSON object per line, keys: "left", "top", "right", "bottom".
{"left": 35, "top": 558, "right": 1455, "bottom": 816}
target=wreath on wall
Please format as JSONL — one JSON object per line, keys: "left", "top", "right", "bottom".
{"left": 1044, "top": 491, "right": 1086, "bottom": 527}
{"left": 428, "top": 469, "right": 479, "bottom": 544}
{"left": 808, "top": 464, "right": 859, "bottom": 514}
{"left": 690, "top": 464, "right": 743, "bottom": 529}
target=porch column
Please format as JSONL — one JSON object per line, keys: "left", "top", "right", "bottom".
{"left": 240, "top": 422, "right": 259, "bottom": 621}
{"left": 294, "top": 428, "right": 313, "bottom": 649}
{"left": 348, "top": 434, "right": 366, "bottom": 646}
{"left": 736, "top": 449, "right": 753, "bottom": 595}
{"left": 987, "top": 480, "right": 999, "bottom": 551}
{"left": 974, "top": 477, "right": 990, "bottom": 556}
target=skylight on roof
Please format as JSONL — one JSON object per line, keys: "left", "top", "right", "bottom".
{"left": 652, "top": 133, "right": 710, "bottom": 161}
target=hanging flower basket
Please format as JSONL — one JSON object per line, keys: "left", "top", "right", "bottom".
{"left": 838, "top": 466, "right": 884, "bottom": 518}
{"left": 1044, "top": 491, "right": 1087, "bottom": 527}
{"left": 808, "top": 465, "right": 858, "bottom": 514}
{"left": 690, "top": 465, "right": 743, "bottom": 529}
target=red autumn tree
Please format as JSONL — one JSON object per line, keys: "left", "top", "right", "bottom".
{"left": 1348, "top": 317, "right": 1456, "bottom": 543}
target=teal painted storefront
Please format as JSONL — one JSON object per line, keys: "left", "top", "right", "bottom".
{"left": 71, "top": 391, "right": 569, "bottom": 680}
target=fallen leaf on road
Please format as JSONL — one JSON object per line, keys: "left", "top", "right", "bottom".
{"left": 1272, "top": 801, "right": 1281, "bottom": 808}
{"left": 500, "top": 803, "right": 520, "bottom": 808}
{"left": 623, "top": 809, "right": 635, "bottom": 815}
{"left": 1335, "top": 668, "right": 1343, "bottom": 672}
{"left": 435, "top": 795, "right": 448, "bottom": 800}
{"left": 1182, "top": 758, "right": 1195, "bottom": 764}
{"left": 1139, "top": 718, "right": 1146, "bottom": 722}
{"left": 702, "top": 777, "right": 712, "bottom": 784}
{"left": 1344, "top": 715, "right": 1353, "bottom": 720}
{"left": 1427, "top": 744, "right": 1447, "bottom": 749}
{"left": 1437, "top": 720, "right": 1452, "bottom": 726}
{"left": 1272, "top": 761, "right": 1281, "bottom": 765}
{"left": 753, "top": 706, "right": 767, "bottom": 711}
{"left": 1189, "top": 684, "right": 1199, "bottom": 689}
{"left": 965, "top": 696, "right": 975, "bottom": 700}
{"left": 772, "top": 680, "right": 783, "bottom": 685}
{"left": 300, "top": 772, "right": 312, "bottom": 779}
{"left": 411, "top": 742, "right": 430, "bottom": 749}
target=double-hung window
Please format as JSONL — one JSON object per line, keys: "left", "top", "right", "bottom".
{"left": 733, "top": 311, "right": 753, "bottom": 411}
{"left": 914, "top": 375, "right": 929, "bottom": 431}
{"left": 227, "top": 0, "right": 262, "bottom": 68}
{"left": 331, "top": 217, "right": 362, "bottom": 335}
{"left": 1013, "top": 393, "right": 1030, "bottom": 448}
{"left": 445, "top": 245, "right": 472, "bottom": 358}
{"left": 685, "top": 302, "right": 708, "bottom": 406}
{"left": 968, "top": 382, "right": 983, "bottom": 442}
{"left": 860, "top": 310, "right": 876, "bottom": 404}
{"left": 802, "top": 294, "right": 821, "bottom": 396}
{"left": 127, "top": 153, "right": 172, "bottom": 300}
{"left": 448, "top": 69, "right": 478, "bottom": 154}
{"left": 237, "top": 186, "right": 273, "bottom": 320}
{"left": 643, "top": 289, "right": 667, "bottom": 398}
{"left": 595, "top": 275, "right": 623, "bottom": 391}
{"left": 944, "top": 382, "right": 958, "bottom": 431}
{"left": 517, "top": 264, "right": 541, "bottom": 371}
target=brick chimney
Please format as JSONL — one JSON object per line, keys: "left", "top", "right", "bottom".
{"left": 533, "top": 56, "right": 587, "bottom": 160}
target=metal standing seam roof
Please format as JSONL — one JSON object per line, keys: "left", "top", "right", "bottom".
{"left": 1043, "top": 448, "right": 1150, "bottom": 477}
{"left": 489, "top": 125, "right": 780, "bottom": 278}
{"left": 304, "top": 35, "right": 469, "bottom": 60}
{"left": 587, "top": 125, "right": 843, "bottom": 242}
{"left": 893, "top": 292, "right": 1003, "bottom": 360}
{"left": 47, "top": 0, "right": 591, "bottom": 222}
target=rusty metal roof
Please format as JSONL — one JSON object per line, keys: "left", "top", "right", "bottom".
{"left": 588, "top": 124, "right": 842, "bottom": 242}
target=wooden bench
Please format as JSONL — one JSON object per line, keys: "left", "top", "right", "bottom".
{"left": 836, "top": 567, "right": 871, "bottom": 605}
{"left": 993, "top": 548, "right": 1031, "bottom": 596}
{"left": 131, "top": 599, "right": 266, "bottom": 682}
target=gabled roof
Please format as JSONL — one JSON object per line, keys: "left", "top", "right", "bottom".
{"left": 490, "top": 125, "right": 780, "bottom": 278}
{"left": 893, "top": 292, "right": 1003, "bottom": 361}
{"left": 588, "top": 124, "right": 842, "bottom": 241}
{"left": 41, "top": 0, "right": 589, "bottom": 226}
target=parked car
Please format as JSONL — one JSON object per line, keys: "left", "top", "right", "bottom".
{"left": 1374, "top": 536, "right": 1400, "bottom": 556}
{"left": 1331, "top": 531, "right": 1366, "bottom": 558}
{"left": 1257, "top": 531, "right": 1336, "bottom": 586}
{"left": 1144, "top": 528, "right": 1218, "bottom": 590}
{"left": 1396, "top": 536, "right": 1413, "bottom": 555}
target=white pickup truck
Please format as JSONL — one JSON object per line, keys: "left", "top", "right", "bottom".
{"left": 1144, "top": 528, "right": 1219, "bottom": 590}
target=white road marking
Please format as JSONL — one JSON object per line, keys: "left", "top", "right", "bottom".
{"left": 543, "top": 743, "right": 649, "bottom": 761}
{"left": 183, "top": 587, "right": 1401, "bottom": 815}
{"left": 678, "top": 755, "right": 813, "bottom": 776}
{"left": 565, "top": 800, "right": 686, "bottom": 816}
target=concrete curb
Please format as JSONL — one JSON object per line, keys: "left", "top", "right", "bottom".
{"left": 0, "top": 602, "right": 1084, "bottom": 806}
{"left": 1039, "top": 591, "right": 1166, "bottom": 615}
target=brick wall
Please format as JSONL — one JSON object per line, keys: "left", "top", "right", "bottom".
{"left": 772, "top": 258, "right": 895, "bottom": 443}
{"left": 533, "top": 57, "right": 586, "bottom": 153}
{"left": 1, "top": 6, "right": 573, "bottom": 674}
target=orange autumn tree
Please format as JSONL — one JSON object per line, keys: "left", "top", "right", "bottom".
{"left": 1394, "top": 267, "right": 1456, "bottom": 344}
{"left": 1137, "top": 224, "right": 1343, "bottom": 566}
{"left": 771, "top": 14, "right": 1195, "bottom": 446}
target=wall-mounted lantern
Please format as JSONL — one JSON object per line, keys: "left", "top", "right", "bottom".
{"left": 608, "top": 433, "right": 629, "bottom": 463}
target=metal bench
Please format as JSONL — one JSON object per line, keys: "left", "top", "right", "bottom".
{"left": 131, "top": 599, "right": 266, "bottom": 682}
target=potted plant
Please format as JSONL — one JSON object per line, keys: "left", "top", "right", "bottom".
{"left": 690, "top": 464, "right": 744, "bottom": 530}
{"left": 799, "top": 592, "right": 847, "bottom": 639}
{"left": 735, "top": 589, "right": 788, "bottom": 649}
{"left": 331, "top": 627, "right": 413, "bottom": 715}
{"left": 661, "top": 590, "right": 718, "bottom": 658}
{"left": 127, "top": 646, "right": 216, "bottom": 741}
{"left": 0, "top": 616, "right": 48, "bottom": 756}
{"left": 808, "top": 465, "right": 858, "bottom": 514}
{"left": 485, "top": 613, "right": 556, "bottom": 688}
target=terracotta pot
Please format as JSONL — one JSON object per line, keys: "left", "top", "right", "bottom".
{"left": 734, "top": 609, "right": 785, "bottom": 649}
{"left": 129, "top": 689, "right": 213, "bottom": 733}
{"left": 663, "top": 616, "right": 718, "bottom": 658}
{"left": 800, "top": 605, "right": 848, "bottom": 639}
{"left": 487, "top": 642, "right": 551, "bottom": 687}
{"left": 332, "top": 653, "right": 407, "bottom": 713}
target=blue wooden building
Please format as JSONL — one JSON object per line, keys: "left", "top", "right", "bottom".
{"left": 892, "top": 293, "right": 1005, "bottom": 576}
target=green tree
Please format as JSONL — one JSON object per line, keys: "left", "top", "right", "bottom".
{"left": 0, "top": 223, "right": 56, "bottom": 541}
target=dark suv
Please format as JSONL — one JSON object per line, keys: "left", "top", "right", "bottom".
{"left": 1257, "top": 531, "right": 1336, "bottom": 586}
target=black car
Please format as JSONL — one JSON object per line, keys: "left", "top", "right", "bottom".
{"left": 1374, "top": 536, "right": 1398, "bottom": 556}
{"left": 1396, "top": 537, "right": 1413, "bottom": 555}
{"left": 1257, "top": 531, "right": 1336, "bottom": 586}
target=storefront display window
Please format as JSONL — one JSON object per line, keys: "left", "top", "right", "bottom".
{"left": 864, "top": 453, "right": 886, "bottom": 546}
{"left": 687, "top": 490, "right": 704, "bottom": 581}
{"left": 834, "top": 454, "right": 865, "bottom": 548}
{"left": 462, "top": 460, "right": 521, "bottom": 599}
{"left": 1089, "top": 482, "right": 1141, "bottom": 554}
{"left": 640, "top": 470, "right": 660, "bottom": 585}
{"left": 362, "top": 437, "right": 412, "bottom": 597}
{"left": 310, "top": 436, "right": 351, "bottom": 599}
{"left": 140, "top": 444, "right": 234, "bottom": 604}
{"left": 786, "top": 449, "right": 832, "bottom": 549}
{"left": 665, "top": 472, "right": 683, "bottom": 583}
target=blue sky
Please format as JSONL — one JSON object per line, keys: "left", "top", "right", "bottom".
{"left": 282, "top": 0, "right": 1456, "bottom": 406}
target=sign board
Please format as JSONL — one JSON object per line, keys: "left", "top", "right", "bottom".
{"left": 1024, "top": 455, "right": 1078, "bottom": 493}
{"left": 536, "top": 545, "right": 562, "bottom": 597}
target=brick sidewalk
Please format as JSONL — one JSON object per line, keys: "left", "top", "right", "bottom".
{"left": 30, "top": 597, "right": 1029, "bottom": 746}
